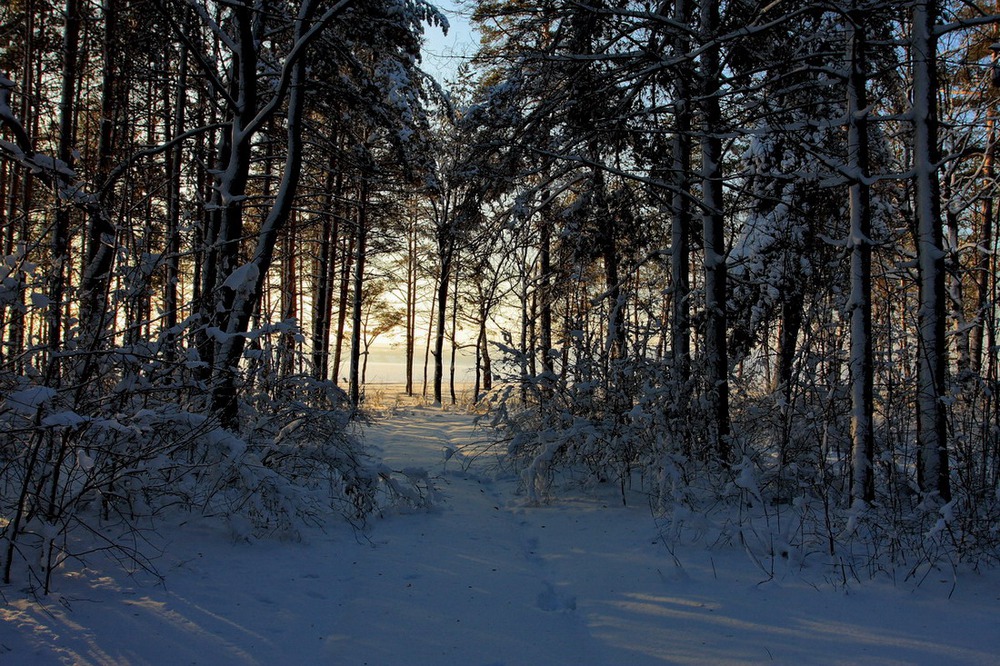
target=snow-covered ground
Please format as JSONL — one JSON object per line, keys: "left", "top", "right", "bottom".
{"left": 2, "top": 401, "right": 999, "bottom": 665}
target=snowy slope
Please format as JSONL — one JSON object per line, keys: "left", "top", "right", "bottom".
{"left": 2, "top": 404, "right": 999, "bottom": 665}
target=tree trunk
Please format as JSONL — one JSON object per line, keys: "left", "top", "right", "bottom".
{"left": 334, "top": 216, "right": 355, "bottom": 385}
{"left": 312, "top": 188, "right": 330, "bottom": 379}
{"left": 971, "top": 112, "right": 994, "bottom": 375}
{"left": 945, "top": 172, "right": 969, "bottom": 374}
{"left": 312, "top": 153, "right": 337, "bottom": 381}
{"left": 423, "top": 273, "right": 437, "bottom": 397}
{"left": 474, "top": 316, "right": 483, "bottom": 402}
{"left": 449, "top": 251, "right": 460, "bottom": 404}
{"left": 670, "top": 0, "right": 692, "bottom": 388}
{"left": 911, "top": 0, "right": 951, "bottom": 502}
{"left": 405, "top": 203, "right": 418, "bottom": 395}
{"left": 433, "top": 221, "right": 454, "bottom": 405}
{"left": 482, "top": 305, "right": 493, "bottom": 392}
{"left": 349, "top": 181, "right": 369, "bottom": 409}
{"left": 78, "top": 0, "right": 119, "bottom": 359}
{"left": 164, "top": 40, "right": 188, "bottom": 355}
{"left": 47, "top": 0, "right": 83, "bottom": 381}
{"left": 210, "top": 3, "right": 321, "bottom": 427}
{"left": 699, "top": 0, "right": 731, "bottom": 463}
{"left": 280, "top": 213, "right": 298, "bottom": 379}
{"left": 773, "top": 297, "right": 803, "bottom": 398}
{"left": 847, "top": 7, "right": 875, "bottom": 505}
{"left": 539, "top": 213, "right": 554, "bottom": 393}
{"left": 519, "top": 244, "right": 531, "bottom": 404}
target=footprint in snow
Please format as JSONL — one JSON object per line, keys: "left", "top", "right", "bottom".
{"left": 523, "top": 536, "right": 544, "bottom": 564}
{"left": 536, "top": 581, "right": 576, "bottom": 612}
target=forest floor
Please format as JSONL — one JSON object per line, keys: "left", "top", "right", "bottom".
{"left": 2, "top": 393, "right": 1000, "bottom": 665}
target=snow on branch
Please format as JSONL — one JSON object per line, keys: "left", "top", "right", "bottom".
{"left": 0, "top": 77, "right": 98, "bottom": 207}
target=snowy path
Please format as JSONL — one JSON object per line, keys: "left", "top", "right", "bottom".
{"left": 331, "top": 407, "right": 614, "bottom": 665}
{"left": 327, "top": 407, "right": 1000, "bottom": 666}
{"left": 3, "top": 404, "right": 1000, "bottom": 665}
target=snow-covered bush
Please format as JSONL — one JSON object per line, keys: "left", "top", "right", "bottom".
{"left": 0, "top": 331, "right": 398, "bottom": 592}
{"left": 482, "top": 320, "right": 1000, "bottom": 588}
{"left": 483, "top": 336, "right": 706, "bottom": 506}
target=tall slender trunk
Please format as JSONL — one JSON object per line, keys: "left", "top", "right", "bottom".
{"left": 529, "top": 275, "right": 538, "bottom": 381}
{"left": 773, "top": 298, "right": 804, "bottom": 397}
{"left": 944, "top": 172, "right": 969, "bottom": 373}
{"left": 47, "top": 0, "right": 82, "bottom": 380}
{"left": 598, "top": 191, "right": 625, "bottom": 364}
{"left": 433, "top": 195, "right": 455, "bottom": 405}
{"left": 699, "top": 0, "right": 730, "bottom": 462}
{"left": 423, "top": 273, "right": 437, "bottom": 397}
{"left": 213, "top": 0, "right": 257, "bottom": 321}
{"left": 78, "top": 0, "right": 119, "bottom": 357}
{"left": 312, "top": 153, "right": 336, "bottom": 380}
{"left": 405, "top": 204, "right": 418, "bottom": 395}
{"left": 195, "top": 114, "right": 222, "bottom": 389}
{"left": 449, "top": 252, "right": 460, "bottom": 404}
{"left": 474, "top": 292, "right": 493, "bottom": 401}
{"left": 482, "top": 302, "right": 493, "bottom": 392}
{"left": 670, "top": 0, "right": 692, "bottom": 388}
{"left": 349, "top": 182, "right": 369, "bottom": 408}
{"left": 474, "top": 318, "right": 483, "bottom": 402}
{"left": 434, "top": 243, "right": 452, "bottom": 405}
{"left": 3, "top": 5, "right": 40, "bottom": 370}
{"left": 911, "top": 0, "right": 951, "bottom": 502}
{"left": 321, "top": 188, "right": 339, "bottom": 380}
{"left": 539, "top": 213, "right": 553, "bottom": 393}
{"left": 333, "top": 219, "right": 355, "bottom": 385}
{"left": 519, "top": 244, "right": 531, "bottom": 404}
{"left": 280, "top": 214, "right": 298, "bottom": 378}
{"left": 210, "top": 3, "right": 316, "bottom": 426}
{"left": 847, "top": 7, "right": 875, "bottom": 505}
{"left": 971, "top": 113, "right": 994, "bottom": 375}
{"left": 164, "top": 41, "right": 188, "bottom": 354}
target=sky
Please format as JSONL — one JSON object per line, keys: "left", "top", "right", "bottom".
{"left": 360, "top": 345, "right": 478, "bottom": 385}
{"left": 420, "top": 0, "right": 480, "bottom": 83}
